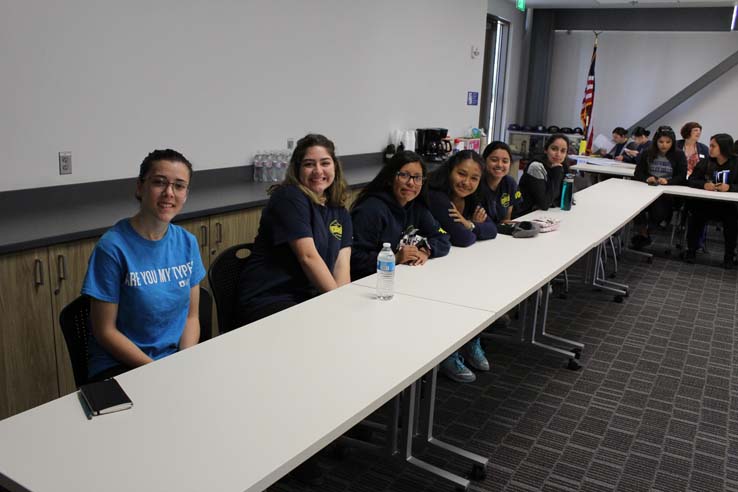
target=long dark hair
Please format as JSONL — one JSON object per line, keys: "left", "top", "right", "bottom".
{"left": 352, "top": 150, "right": 429, "bottom": 209}
{"left": 271, "top": 133, "right": 348, "bottom": 207}
{"left": 646, "top": 126, "right": 677, "bottom": 162}
{"left": 710, "top": 133, "right": 735, "bottom": 160}
{"left": 427, "top": 150, "right": 486, "bottom": 210}
{"left": 482, "top": 140, "right": 513, "bottom": 161}
{"left": 531, "top": 133, "right": 570, "bottom": 170}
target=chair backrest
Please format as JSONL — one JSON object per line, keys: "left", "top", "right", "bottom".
{"left": 208, "top": 243, "right": 253, "bottom": 334}
{"left": 198, "top": 286, "right": 213, "bottom": 343}
{"left": 59, "top": 295, "right": 91, "bottom": 388}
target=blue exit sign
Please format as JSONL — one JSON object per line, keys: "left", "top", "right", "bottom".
{"left": 516, "top": 0, "right": 526, "bottom": 12}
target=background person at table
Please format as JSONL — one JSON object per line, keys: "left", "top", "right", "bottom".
{"left": 82, "top": 149, "right": 206, "bottom": 382}
{"left": 623, "top": 127, "right": 651, "bottom": 164}
{"left": 481, "top": 141, "right": 522, "bottom": 223}
{"left": 515, "top": 133, "right": 570, "bottom": 218}
{"left": 685, "top": 133, "right": 738, "bottom": 268}
{"left": 426, "top": 150, "right": 496, "bottom": 383}
{"left": 350, "top": 150, "right": 450, "bottom": 281}
{"left": 602, "top": 127, "right": 637, "bottom": 161}
{"left": 235, "top": 134, "right": 352, "bottom": 327}
{"left": 677, "top": 121, "right": 709, "bottom": 177}
{"left": 630, "top": 127, "right": 687, "bottom": 250}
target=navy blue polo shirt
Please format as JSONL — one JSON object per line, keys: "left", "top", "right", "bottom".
{"left": 481, "top": 175, "right": 522, "bottom": 223}
{"left": 237, "top": 184, "right": 352, "bottom": 312}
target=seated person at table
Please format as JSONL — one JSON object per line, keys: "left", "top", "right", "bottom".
{"left": 685, "top": 133, "right": 738, "bottom": 268}
{"left": 623, "top": 127, "right": 651, "bottom": 164}
{"left": 235, "top": 134, "right": 352, "bottom": 326}
{"left": 82, "top": 149, "right": 206, "bottom": 382}
{"left": 350, "top": 150, "right": 450, "bottom": 281}
{"left": 515, "top": 133, "right": 570, "bottom": 218}
{"left": 426, "top": 150, "right": 496, "bottom": 382}
{"left": 481, "top": 141, "right": 522, "bottom": 223}
{"left": 630, "top": 126, "right": 687, "bottom": 249}
{"left": 602, "top": 127, "right": 637, "bottom": 161}
{"left": 676, "top": 121, "right": 709, "bottom": 177}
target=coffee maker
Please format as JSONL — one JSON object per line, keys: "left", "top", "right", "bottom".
{"left": 416, "top": 128, "right": 452, "bottom": 162}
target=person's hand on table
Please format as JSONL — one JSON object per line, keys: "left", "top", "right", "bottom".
{"left": 471, "top": 205, "right": 487, "bottom": 225}
{"left": 614, "top": 155, "right": 624, "bottom": 161}
{"left": 397, "top": 245, "right": 428, "bottom": 266}
{"left": 657, "top": 178, "right": 668, "bottom": 185}
{"left": 704, "top": 182, "right": 717, "bottom": 191}
{"left": 448, "top": 204, "right": 474, "bottom": 230}
{"left": 716, "top": 183, "right": 730, "bottom": 192}
{"left": 646, "top": 176, "right": 657, "bottom": 185}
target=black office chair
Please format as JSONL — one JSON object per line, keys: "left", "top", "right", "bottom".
{"left": 208, "top": 243, "right": 254, "bottom": 334}
{"left": 59, "top": 286, "right": 214, "bottom": 388}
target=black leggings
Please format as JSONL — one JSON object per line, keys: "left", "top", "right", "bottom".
{"left": 634, "top": 195, "right": 673, "bottom": 229}
{"left": 687, "top": 201, "right": 738, "bottom": 257}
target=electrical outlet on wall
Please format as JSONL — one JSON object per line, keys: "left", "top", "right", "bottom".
{"left": 287, "top": 138, "right": 296, "bottom": 150}
{"left": 59, "top": 152, "right": 72, "bottom": 175}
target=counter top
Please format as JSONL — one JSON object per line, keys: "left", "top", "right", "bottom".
{"left": 0, "top": 154, "right": 385, "bottom": 255}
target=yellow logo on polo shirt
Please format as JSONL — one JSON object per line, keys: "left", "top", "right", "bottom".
{"left": 329, "top": 220, "right": 343, "bottom": 240}
{"left": 514, "top": 190, "right": 522, "bottom": 200}
{"left": 501, "top": 193, "right": 510, "bottom": 208}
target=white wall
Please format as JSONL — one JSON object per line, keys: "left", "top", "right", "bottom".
{"left": 487, "top": 0, "right": 528, "bottom": 130}
{"left": 546, "top": 30, "right": 738, "bottom": 141}
{"left": 0, "top": 0, "right": 487, "bottom": 192}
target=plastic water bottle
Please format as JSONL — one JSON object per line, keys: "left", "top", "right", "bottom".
{"left": 253, "top": 152, "right": 263, "bottom": 182}
{"left": 376, "top": 243, "right": 395, "bottom": 301}
{"left": 560, "top": 174, "right": 574, "bottom": 211}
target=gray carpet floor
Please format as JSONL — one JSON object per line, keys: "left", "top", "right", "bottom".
{"left": 270, "top": 228, "right": 738, "bottom": 492}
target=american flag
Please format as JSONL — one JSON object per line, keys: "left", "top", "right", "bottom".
{"left": 580, "top": 36, "right": 598, "bottom": 148}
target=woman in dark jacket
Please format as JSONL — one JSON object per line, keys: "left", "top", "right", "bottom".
{"left": 676, "top": 121, "right": 709, "bottom": 177}
{"left": 630, "top": 126, "right": 687, "bottom": 249}
{"left": 515, "top": 133, "right": 570, "bottom": 218}
{"left": 350, "top": 150, "right": 450, "bottom": 281}
{"left": 425, "top": 150, "right": 496, "bottom": 383}
{"left": 685, "top": 133, "right": 738, "bottom": 268}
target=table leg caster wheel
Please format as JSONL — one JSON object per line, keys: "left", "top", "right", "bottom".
{"left": 567, "top": 358, "right": 582, "bottom": 371}
{"left": 609, "top": 273, "right": 617, "bottom": 279}
{"left": 624, "top": 290, "right": 629, "bottom": 298}
{"left": 572, "top": 347, "right": 582, "bottom": 360}
{"left": 470, "top": 463, "right": 487, "bottom": 481}
{"left": 455, "top": 486, "right": 468, "bottom": 492}
{"left": 614, "top": 295, "right": 624, "bottom": 303}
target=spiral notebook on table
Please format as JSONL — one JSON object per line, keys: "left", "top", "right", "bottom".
{"left": 79, "top": 378, "right": 133, "bottom": 417}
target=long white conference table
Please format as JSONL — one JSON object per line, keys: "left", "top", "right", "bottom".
{"left": 0, "top": 178, "right": 692, "bottom": 492}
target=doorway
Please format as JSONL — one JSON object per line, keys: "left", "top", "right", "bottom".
{"left": 479, "top": 14, "right": 510, "bottom": 142}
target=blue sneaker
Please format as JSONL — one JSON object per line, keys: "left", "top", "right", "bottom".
{"left": 440, "top": 352, "right": 476, "bottom": 383}
{"left": 463, "top": 338, "right": 490, "bottom": 372}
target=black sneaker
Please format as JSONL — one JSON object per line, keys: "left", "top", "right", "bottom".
{"left": 723, "top": 256, "right": 735, "bottom": 270}
{"left": 292, "top": 458, "right": 324, "bottom": 486}
{"left": 684, "top": 250, "right": 696, "bottom": 264}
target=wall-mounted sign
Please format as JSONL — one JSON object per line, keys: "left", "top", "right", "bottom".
{"left": 517, "top": 0, "right": 526, "bottom": 12}
{"left": 467, "top": 92, "right": 479, "bottom": 106}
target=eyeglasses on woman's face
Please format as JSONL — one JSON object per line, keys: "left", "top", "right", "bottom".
{"left": 146, "top": 176, "right": 190, "bottom": 195}
{"left": 395, "top": 171, "right": 425, "bottom": 185}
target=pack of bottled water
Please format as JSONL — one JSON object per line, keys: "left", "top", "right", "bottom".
{"left": 252, "top": 150, "right": 291, "bottom": 183}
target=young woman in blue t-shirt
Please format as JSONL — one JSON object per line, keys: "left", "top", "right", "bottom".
{"left": 235, "top": 134, "right": 352, "bottom": 326}
{"left": 426, "top": 150, "right": 496, "bottom": 383}
{"left": 82, "top": 149, "right": 207, "bottom": 382}
{"left": 481, "top": 141, "right": 522, "bottom": 223}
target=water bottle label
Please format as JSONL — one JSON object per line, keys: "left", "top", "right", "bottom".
{"left": 377, "top": 260, "right": 395, "bottom": 272}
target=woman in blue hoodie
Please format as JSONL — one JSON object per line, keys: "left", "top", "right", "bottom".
{"left": 350, "top": 150, "right": 450, "bottom": 281}
{"left": 425, "top": 150, "right": 496, "bottom": 383}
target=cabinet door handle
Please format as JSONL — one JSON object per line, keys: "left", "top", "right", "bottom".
{"left": 200, "top": 225, "right": 208, "bottom": 247}
{"left": 54, "top": 254, "right": 67, "bottom": 294}
{"left": 215, "top": 222, "right": 223, "bottom": 245}
{"left": 34, "top": 259, "right": 44, "bottom": 286}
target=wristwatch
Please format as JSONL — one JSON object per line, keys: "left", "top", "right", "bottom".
{"left": 468, "top": 222, "right": 476, "bottom": 231}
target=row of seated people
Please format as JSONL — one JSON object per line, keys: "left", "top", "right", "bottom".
{"left": 78, "top": 130, "right": 737, "bottom": 483}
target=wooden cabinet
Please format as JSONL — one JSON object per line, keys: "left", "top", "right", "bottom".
{"left": 178, "top": 217, "right": 211, "bottom": 272}
{"left": 48, "top": 239, "right": 97, "bottom": 397}
{"left": 208, "top": 209, "right": 261, "bottom": 260}
{"left": 0, "top": 248, "right": 58, "bottom": 419}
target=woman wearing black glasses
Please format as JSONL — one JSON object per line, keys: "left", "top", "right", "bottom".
{"left": 350, "top": 150, "right": 450, "bottom": 280}
{"left": 81, "top": 149, "right": 206, "bottom": 382}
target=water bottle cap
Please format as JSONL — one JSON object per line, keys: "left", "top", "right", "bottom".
{"left": 382, "top": 242, "right": 391, "bottom": 248}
